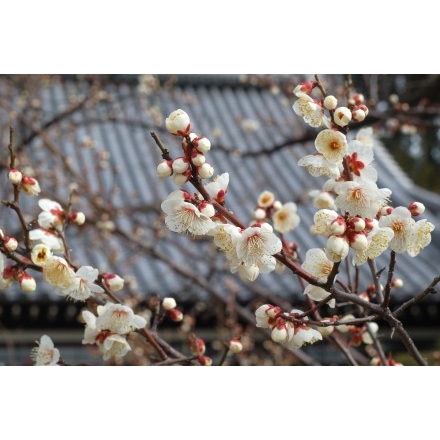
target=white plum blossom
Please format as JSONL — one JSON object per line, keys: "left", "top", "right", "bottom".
{"left": 30, "top": 335, "right": 60, "bottom": 366}
{"left": 346, "top": 139, "right": 377, "bottom": 182}
{"left": 301, "top": 248, "right": 335, "bottom": 307}
{"left": 101, "top": 334, "right": 132, "bottom": 361}
{"left": 273, "top": 202, "right": 300, "bottom": 233}
{"left": 95, "top": 303, "right": 147, "bottom": 334}
{"left": 255, "top": 304, "right": 281, "bottom": 328}
{"left": 293, "top": 95, "right": 327, "bottom": 128}
{"left": 286, "top": 309, "right": 323, "bottom": 350}
{"left": 29, "top": 228, "right": 65, "bottom": 252}
{"left": 378, "top": 207, "right": 415, "bottom": 254}
{"left": 407, "top": 219, "right": 435, "bottom": 257}
{"left": 205, "top": 172, "right": 229, "bottom": 203}
{"left": 333, "top": 107, "right": 352, "bottom": 127}
{"left": 37, "top": 199, "right": 65, "bottom": 231}
{"left": 20, "top": 174, "right": 41, "bottom": 196}
{"left": 334, "top": 179, "right": 391, "bottom": 219}
{"left": 31, "top": 243, "right": 53, "bottom": 266}
{"left": 61, "top": 266, "right": 104, "bottom": 301}
{"left": 353, "top": 227, "right": 394, "bottom": 266}
{"left": 257, "top": 190, "right": 275, "bottom": 208}
{"left": 315, "top": 129, "right": 348, "bottom": 164}
{"left": 235, "top": 224, "right": 282, "bottom": 266}
{"left": 298, "top": 154, "right": 341, "bottom": 179}
{"left": 161, "top": 190, "right": 215, "bottom": 235}
{"left": 208, "top": 223, "right": 241, "bottom": 257}
{"left": 42, "top": 256, "right": 76, "bottom": 289}
{"left": 311, "top": 209, "right": 339, "bottom": 236}
{"left": 230, "top": 254, "right": 277, "bottom": 281}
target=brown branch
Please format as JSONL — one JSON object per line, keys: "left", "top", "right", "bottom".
{"left": 382, "top": 251, "right": 396, "bottom": 308}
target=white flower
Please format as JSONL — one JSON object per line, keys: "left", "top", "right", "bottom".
{"left": 31, "top": 243, "right": 53, "bottom": 266}
{"left": 81, "top": 310, "right": 100, "bottom": 344}
{"left": 0, "top": 253, "right": 13, "bottom": 290}
{"left": 235, "top": 226, "right": 282, "bottom": 266}
{"left": 230, "top": 254, "right": 276, "bottom": 281}
{"left": 29, "top": 228, "right": 65, "bottom": 252}
{"left": 255, "top": 304, "right": 281, "bottom": 328}
{"left": 273, "top": 202, "right": 300, "bottom": 233}
{"left": 205, "top": 172, "right": 229, "bottom": 203}
{"left": 161, "top": 190, "right": 215, "bottom": 235}
{"left": 346, "top": 139, "right": 376, "bottom": 181}
{"left": 257, "top": 190, "right": 275, "bottom": 208}
{"left": 286, "top": 310, "right": 323, "bottom": 349}
{"left": 353, "top": 227, "right": 394, "bottom": 266}
{"left": 102, "top": 273, "right": 124, "bottom": 291}
{"left": 378, "top": 207, "right": 415, "bottom": 253}
{"left": 315, "top": 129, "right": 348, "bottom": 164}
{"left": 37, "top": 199, "right": 65, "bottom": 231}
{"left": 101, "top": 334, "right": 132, "bottom": 361}
{"left": 333, "top": 107, "right": 352, "bottom": 127}
{"left": 208, "top": 223, "right": 241, "bottom": 256}
{"left": 61, "top": 266, "right": 104, "bottom": 301}
{"left": 293, "top": 95, "right": 326, "bottom": 128}
{"left": 95, "top": 303, "right": 147, "bottom": 334}
{"left": 271, "top": 320, "right": 293, "bottom": 343}
{"left": 312, "top": 209, "right": 339, "bottom": 236}
{"left": 43, "top": 256, "right": 76, "bottom": 289}
{"left": 30, "top": 335, "right": 60, "bottom": 366}
{"left": 301, "top": 248, "right": 334, "bottom": 283}
{"left": 20, "top": 175, "right": 41, "bottom": 196}
{"left": 334, "top": 179, "right": 391, "bottom": 219}
{"left": 298, "top": 154, "right": 341, "bottom": 179}
{"left": 407, "top": 219, "right": 435, "bottom": 257}
{"left": 165, "top": 109, "right": 190, "bottom": 136}
{"left": 301, "top": 249, "right": 335, "bottom": 306}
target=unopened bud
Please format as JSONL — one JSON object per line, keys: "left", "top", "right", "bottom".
{"left": 199, "top": 201, "right": 215, "bottom": 218}
{"left": 162, "top": 297, "right": 177, "bottom": 311}
{"left": 189, "top": 335, "right": 206, "bottom": 356}
{"left": 165, "top": 109, "right": 190, "bottom": 136}
{"left": 102, "top": 273, "right": 124, "bottom": 291}
{"left": 353, "top": 93, "right": 365, "bottom": 105}
{"left": 8, "top": 168, "right": 22, "bottom": 185}
{"left": 70, "top": 211, "right": 86, "bottom": 226}
{"left": 330, "top": 216, "right": 347, "bottom": 235}
{"left": 392, "top": 278, "right": 404, "bottom": 289}
{"left": 258, "top": 191, "right": 275, "bottom": 208}
{"left": 198, "top": 163, "right": 214, "bottom": 179}
{"left": 198, "top": 355, "right": 212, "bottom": 366}
{"left": 351, "top": 107, "right": 366, "bottom": 122}
{"left": 19, "top": 272, "right": 36, "bottom": 292}
{"left": 156, "top": 160, "right": 173, "bottom": 178}
{"left": 349, "top": 217, "right": 366, "bottom": 232}
{"left": 195, "top": 137, "right": 211, "bottom": 154}
{"left": 337, "top": 314, "right": 356, "bottom": 333}
{"left": 317, "top": 317, "right": 336, "bottom": 337}
{"left": 271, "top": 321, "right": 290, "bottom": 343}
{"left": 229, "top": 338, "right": 243, "bottom": 353}
{"left": 380, "top": 206, "right": 394, "bottom": 216}
{"left": 408, "top": 201, "right": 425, "bottom": 217}
{"left": 349, "top": 233, "right": 368, "bottom": 252}
{"left": 172, "top": 157, "right": 189, "bottom": 174}
{"left": 253, "top": 208, "right": 266, "bottom": 220}
{"left": 20, "top": 175, "right": 41, "bottom": 196}
{"left": 4, "top": 236, "right": 18, "bottom": 252}
{"left": 168, "top": 308, "right": 183, "bottom": 322}
{"left": 173, "top": 171, "right": 191, "bottom": 186}
{"left": 191, "top": 153, "right": 206, "bottom": 167}
{"left": 323, "top": 95, "right": 338, "bottom": 110}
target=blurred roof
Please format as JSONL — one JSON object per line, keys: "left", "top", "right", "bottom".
{"left": 1, "top": 74, "right": 440, "bottom": 320}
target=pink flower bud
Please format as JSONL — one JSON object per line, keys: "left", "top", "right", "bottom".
{"left": 102, "top": 273, "right": 124, "bottom": 291}
{"left": 353, "top": 93, "right": 365, "bottom": 105}
{"left": 19, "top": 272, "right": 36, "bottom": 292}
{"left": 198, "top": 355, "right": 212, "bottom": 366}
{"left": 349, "top": 232, "right": 368, "bottom": 252}
{"left": 199, "top": 201, "right": 215, "bottom": 217}
{"left": 8, "top": 168, "right": 22, "bottom": 185}
{"left": 168, "top": 308, "right": 183, "bottom": 322}
{"left": 293, "top": 81, "right": 317, "bottom": 97}
{"left": 165, "top": 109, "right": 190, "bottom": 136}
{"left": 189, "top": 335, "right": 206, "bottom": 356}
{"left": 162, "top": 297, "right": 177, "bottom": 311}
{"left": 20, "top": 175, "right": 41, "bottom": 196}
{"left": 357, "top": 104, "right": 369, "bottom": 117}
{"left": 408, "top": 201, "right": 425, "bottom": 216}
{"left": 70, "top": 211, "right": 86, "bottom": 226}
{"left": 348, "top": 217, "right": 365, "bottom": 232}
{"left": 330, "top": 216, "right": 347, "bottom": 235}
{"left": 253, "top": 208, "right": 266, "bottom": 220}
{"left": 156, "top": 160, "right": 173, "bottom": 178}
{"left": 4, "top": 236, "right": 18, "bottom": 252}
{"left": 380, "top": 206, "right": 394, "bottom": 216}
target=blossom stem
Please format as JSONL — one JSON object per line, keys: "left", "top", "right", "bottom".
{"left": 383, "top": 251, "right": 396, "bottom": 308}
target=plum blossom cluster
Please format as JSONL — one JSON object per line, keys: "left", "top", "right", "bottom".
{"left": 82, "top": 303, "right": 147, "bottom": 361}
{"left": 159, "top": 110, "right": 299, "bottom": 282}
{"left": 255, "top": 304, "right": 322, "bottom": 349}
{"left": 293, "top": 81, "right": 435, "bottom": 271}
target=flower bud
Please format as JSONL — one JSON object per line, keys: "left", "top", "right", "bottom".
{"left": 351, "top": 106, "right": 366, "bottom": 122}
{"left": 19, "top": 272, "right": 36, "bottom": 292}
{"left": 337, "top": 314, "right": 355, "bottom": 333}
{"left": 258, "top": 190, "right": 275, "bottom": 208}
{"left": 162, "top": 297, "right": 177, "bottom": 311}
{"left": 333, "top": 107, "right": 352, "bottom": 127}
{"left": 198, "top": 163, "right": 214, "bottom": 179}
{"left": 271, "top": 321, "right": 291, "bottom": 343}
{"left": 102, "top": 273, "right": 124, "bottom": 291}
{"left": 348, "top": 216, "right": 365, "bottom": 232}
{"left": 156, "top": 160, "right": 173, "bottom": 178}
{"left": 325, "top": 236, "right": 349, "bottom": 262}
{"left": 353, "top": 93, "right": 365, "bottom": 105}
{"left": 189, "top": 335, "right": 206, "bottom": 356}
{"left": 293, "top": 81, "right": 316, "bottom": 97}
{"left": 20, "top": 175, "right": 41, "bottom": 196}
{"left": 199, "top": 201, "right": 215, "bottom": 217}
{"left": 198, "top": 355, "right": 212, "bottom": 366}
{"left": 323, "top": 95, "right": 338, "bottom": 110}
{"left": 8, "top": 168, "right": 22, "bottom": 185}
{"left": 408, "top": 201, "right": 425, "bottom": 216}
{"left": 31, "top": 244, "right": 53, "bottom": 266}
{"left": 195, "top": 137, "right": 211, "bottom": 154}
{"left": 317, "top": 317, "right": 336, "bottom": 337}
{"left": 168, "top": 308, "right": 183, "bottom": 322}
{"left": 229, "top": 338, "right": 243, "bottom": 354}
{"left": 165, "top": 109, "right": 190, "bottom": 136}
{"left": 312, "top": 191, "right": 335, "bottom": 210}
{"left": 392, "top": 278, "right": 404, "bottom": 289}
{"left": 4, "top": 236, "right": 18, "bottom": 252}
{"left": 330, "top": 216, "right": 347, "bottom": 235}
{"left": 173, "top": 171, "right": 191, "bottom": 186}
{"left": 70, "top": 211, "right": 86, "bottom": 226}
{"left": 172, "top": 157, "right": 189, "bottom": 174}
{"left": 349, "top": 232, "right": 368, "bottom": 252}
{"left": 191, "top": 153, "right": 206, "bottom": 167}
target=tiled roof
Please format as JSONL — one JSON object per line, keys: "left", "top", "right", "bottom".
{"left": 1, "top": 74, "right": 439, "bottom": 312}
